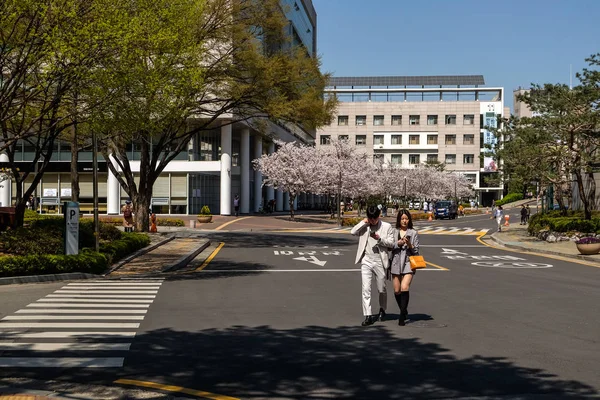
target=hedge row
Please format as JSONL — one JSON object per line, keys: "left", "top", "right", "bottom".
{"left": 0, "top": 251, "right": 108, "bottom": 278}
{"left": 495, "top": 193, "right": 524, "bottom": 206}
{"left": 98, "top": 216, "right": 185, "bottom": 226}
{"left": 99, "top": 232, "right": 151, "bottom": 265}
{"left": 527, "top": 212, "right": 600, "bottom": 234}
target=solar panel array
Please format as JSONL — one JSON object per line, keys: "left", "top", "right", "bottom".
{"left": 328, "top": 75, "right": 485, "bottom": 87}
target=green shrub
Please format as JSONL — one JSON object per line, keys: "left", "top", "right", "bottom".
{"left": 99, "top": 232, "right": 150, "bottom": 265}
{"left": 495, "top": 193, "right": 524, "bottom": 206}
{"left": 527, "top": 213, "right": 600, "bottom": 235}
{"left": 0, "top": 251, "right": 108, "bottom": 278}
{"left": 200, "top": 205, "right": 211, "bottom": 215}
{"left": 341, "top": 217, "right": 362, "bottom": 227}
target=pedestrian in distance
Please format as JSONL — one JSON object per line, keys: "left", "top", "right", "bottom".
{"left": 233, "top": 194, "right": 240, "bottom": 217}
{"left": 389, "top": 209, "right": 420, "bottom": 326}
{"left": 351, "top": 205, "right": 395, "bottom": 326}
{"left": 122, "top": 200, "right": 134, "bottom": 232}
{"left": 494, "top": 205, "right": 504, "bottom": 232}
{"left": 526, "top": 204, "right": 531, "bottom": 223}
{"left": 520, "top": 205, "right": 527, "bottom": 225}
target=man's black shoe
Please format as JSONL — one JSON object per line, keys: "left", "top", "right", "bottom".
{"left": 361, "top": 316, "right": 374, "bottom": 326}
{"left": 378, "top": 308, "right": 386, "bottom": 322}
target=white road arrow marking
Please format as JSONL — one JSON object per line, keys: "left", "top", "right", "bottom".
{"left": 293, "top": 255, "right": 327, "bottom": 266}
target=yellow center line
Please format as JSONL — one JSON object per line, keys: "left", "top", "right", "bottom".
{"left": 425, "top": 261, "right": 449, "bottom": 271}
{"left": 115, "top": 379, "right": 239, "bottom": 400}
{"left": 196, "top": 242, "right": 225, "bottom": 272}
{"left": 214, "top": 216, "right": 253, "bottom": 231}
{"left": 476, "top": 233, "right": 600, "bottom": 269}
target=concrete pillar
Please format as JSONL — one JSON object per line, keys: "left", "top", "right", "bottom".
{"left": 253, "top": 136, "right": 263, "bottom": 212}
{"left": 0, "top": 153, "right": 10, "bottom": 207}
{"left": 240, "top": 128, "right": 250, "bottom": 214}
{"left": 293, "top": 196, "right": 298, "bottom": 211}
{"left": 276, "top": 189, "right": 283, "bottom": 212}
{"left": 266, "top": 142, "right": 275, "bottom": 205}
{"left": 107, "top": 155, "right": 120, "bottom": 214}
{"left": 220, "top": 124, "right": 232, "bottom": 215}
{"left": 284, "top": 192, "right": 290, "bottom": 211}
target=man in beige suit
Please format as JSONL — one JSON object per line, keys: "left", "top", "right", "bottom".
{"left": 351, "top": 205, "right": 395, "bottom": 326}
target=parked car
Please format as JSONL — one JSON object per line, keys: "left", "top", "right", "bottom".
{"left": 434, "top": 200, "right": 458, "bottom": 219}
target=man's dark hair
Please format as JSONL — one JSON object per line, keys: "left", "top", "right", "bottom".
{"left": 366, "top": 205, "right": 380, "bottom": 219}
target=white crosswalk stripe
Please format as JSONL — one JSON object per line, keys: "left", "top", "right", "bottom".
{"left": 314, "top": 225, "right": 488, "bottom": 235}
{"left": 0, "top": 278, "right": 163, "bottom": 368}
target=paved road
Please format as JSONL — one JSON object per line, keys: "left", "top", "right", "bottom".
{"left": 0, "top": 225, "right": 598, "bottom": 399}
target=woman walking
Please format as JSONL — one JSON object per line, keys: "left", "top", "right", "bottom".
{"left": 389, "top": 209, "right": 420, "bottom": 326}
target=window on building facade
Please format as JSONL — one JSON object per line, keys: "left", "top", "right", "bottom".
{"left": 463, "top": 114, "right": 475, "bottom": 125}
{"left": 338, "top": 115, "right": 348, "bottom": 126}
{"left": 356, "top": 135, "right": 366, "bottom": 145}
{"left": 320, "top": 135, "right": 331, "bottom": 145}
{"left": 391, "top": 135, "right": 402, "bottom": 145}
{"left": 409, "top": 115, "right": 420, "bottom": 125}
{"left": 445, "top": 114, "right": 457, "bottom": 125}
{"left": 463, "top": 134, "right": 475, "bottom": 145}
{"left": 373, "top": 154, "right": 384, "bottom": 163}
{"left": 409, "top": 135, "right": 420, "bottom": 145}
{"left": 445, "top": 154, "right": 456, "bottom": 164}
{"left": 374, "top": 115, "right": 384, "bottom": 126}
{"left": 339, "top": 135, "right": 349, "bottom": 141}
{"left": 409, "top": 154, "right": 420, "bottom": 165}
{"left": 427, "top": 154, "right": 438, "bottom": 163}
{"left": 463, "top": 154, "right": 475, "bottom": 164}
{"left": 356, "top": 115, "right": 366, "bottom": 126}
{"left": 445, "top": 135, "right": 456, "bottom": 145}
{"left": 391, "top": 154, "right": 402, "bottom": 165}
{"left": 464, "top": 174, "right": 476, "bottom": 183}
{"left": 427, "top": 115, "right": 438, "bottom": 125}
{"left": 391, "top": 115, "right": 402, "bottom": 126}
{"left": 374, "top": 135, "right": 384, "bottom": 145}
{"left": 427, "top": 135, "right": 438, "bottom": 145}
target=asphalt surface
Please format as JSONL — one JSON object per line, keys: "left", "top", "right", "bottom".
{"left": 0, "top": 213, "right": 599, "bottom": 399}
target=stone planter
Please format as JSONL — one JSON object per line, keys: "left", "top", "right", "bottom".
{"left": 197, "top": 215, "right": 212, "bottom": 223}
{"left": 575, "top": 242, "right": 600, "bottom": 255}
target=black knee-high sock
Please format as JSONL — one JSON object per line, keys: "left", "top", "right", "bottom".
{"left": 394, "top": 292, "right": 402, "bottom": 312}
{"left": 400, "top": 291, "right": 410, "bottom": 317}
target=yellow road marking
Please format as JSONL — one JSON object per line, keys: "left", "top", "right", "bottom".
{"left": 114, "top": 379, "right": 239, "bottom": 400}
{"left": 214, "top": 216, "right": 253, "bottom": 231}
{"left": 425, "top": 261, "right": 449, "bottom": 271}
{"left": 196, "top": 242, "right": 225, "bottom": 272}
{"left": 476, "top": 233, "right": 600, "bottom": 269}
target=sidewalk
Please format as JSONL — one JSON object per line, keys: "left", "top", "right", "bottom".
{"left": 488, "top": 222, "right": 600, "bottom": 264}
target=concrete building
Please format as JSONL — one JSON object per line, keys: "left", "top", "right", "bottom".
{"left": 317, "top": 75, "right": 509, "bottom": 205}
{"left": 513, "top": 87, "right": 534, "bottom": 119}
{"left": 0, "top": 0, "right": 318, "bottom": 216}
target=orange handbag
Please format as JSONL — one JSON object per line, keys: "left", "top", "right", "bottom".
{"left": 409, "top": 255, "right": 427, "bottom": 270}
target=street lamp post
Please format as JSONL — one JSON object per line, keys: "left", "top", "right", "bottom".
{"left": 404, "top": 177, "right": 407, "bottom": 208}
{"left": 92, "top": 130, "right": 99, "bottom": 252}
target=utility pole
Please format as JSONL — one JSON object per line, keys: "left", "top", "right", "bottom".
{"left": 404, "top": 177, "right": 407, "bottom": 208}
{"left": 92, "top": 130, "right": 99, "bottom": 252}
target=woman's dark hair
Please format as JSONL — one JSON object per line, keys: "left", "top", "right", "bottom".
{"left": 366, "top": 205, "right": 380, "bottom": 219}
{"left": 396, "top": 209, "right": 413, "bottom": 229}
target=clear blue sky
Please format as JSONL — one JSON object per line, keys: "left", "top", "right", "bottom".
{"left": 313, "top": 0, "right": 599, "bottom": 111}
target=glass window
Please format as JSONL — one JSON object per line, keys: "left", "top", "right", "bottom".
{"left": 356, "top": 135, "right": 366, "bottom": 145}
{"left": 427, "top": 154, "right": 438, "bottom": 163}
{"left": 409, "top": 115, "right": 420, "bottom": 125}
{"left": 373, "top": 115, "right": 384, "bottom": 126}
{"left": 427, "top": 135, "right": 438, "bottom": 145}
{"left": 445, "top": 135, "right": 456, "bottom": 145}
{"left": 373, "top": 135, "right": 384, "bottom": 145}
{"left": 409, "top": 135, "right": 420, "bottom": 145}
{"left": 356, "top": 115, "right": 367, "bottom": 126}
{"left": 463, "top": 114, "right": 475, "bottom": 125}
{"left": 339, "top": 135, "right": 349, "bottom": 141}
{"left": 463, "top": 134, "right": 475, "bottom": 145}
{"left": 445, "top": 114, "right": 457, "bottom": 125}
{"left": 409, "top": 154, "right": 420, "bottom": 165}
{"left": 391, "top": 115, "right": 402, "bottom": 126}
{"left": 320, "top": 135, "right": 331, "bottom": 145}
{"left": 391, "top": 154, "right": 402, "bottom": 165}
{"left": 463, "top": 154, "right": 475, "bottom": 164}
{"left": 338, "top": 116, "right": 348, "bottom": 126}
{"left": 373, "top": 154, "right": 384, "bottom": 163}
{"left": 427, "top": 115, "right": 438, "bottom": 125}
{"left": 445, "top": 154, "right": 456, "bottom": 164}
{"left": 391, "top": 135, "right": 402, "bottom": 145}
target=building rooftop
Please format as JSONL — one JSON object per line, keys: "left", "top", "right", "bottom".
{"left": 328, "top": 75, "right": 485, "bottom": 88}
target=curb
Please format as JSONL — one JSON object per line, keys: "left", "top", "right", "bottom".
{"left": 489, "top": 233, "right": 600, "bottom": 264}
{"left": 0, "top": 272, "right": 99, "bottom": 286}
{"left": 161, "top": 239, "right": 211, "bottom": 272}
{"left": 104, "top": 235, "right": 176, "bottom": 275}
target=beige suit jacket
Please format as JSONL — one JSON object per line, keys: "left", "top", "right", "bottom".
{"left": 351, "top": 220, "right": 395, "bottom": 266}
